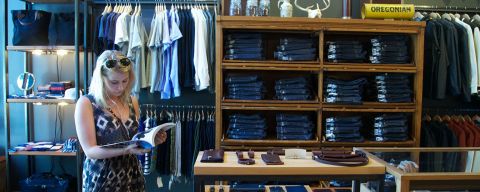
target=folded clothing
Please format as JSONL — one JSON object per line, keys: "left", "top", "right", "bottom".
{"left": 275, "top": 77, "right": 313, "bottom": 101}
{"left": 228, "top": 114, "right": 267, "bottom": 140}
{"left": 224, "top": 33, "right": 264, "bottom": 60}
{"left": 325, "top": 116, "right": 364, "bottom": 142}
{"left": 370, "top": 35, "right": 410, "bottom": 64}
{"left": 326, "top": 40, "right": 366, "bottom": 62}
{"left": 371, "top": 113, "right": 410, "bottom": 141}
{"left": 275, "top": 37, "right": 317, "bottom": 61}
{"left": 276, "top": 113, "right": 314, "bottom": 140}
{"left": 375, "top": 74, "right": 412, "bottom": 103}
{"left": 324, "top": 77, "right": 367, "bottom": 104}
{"left": 226, "top": 74, "right": 266, "bottom": 100}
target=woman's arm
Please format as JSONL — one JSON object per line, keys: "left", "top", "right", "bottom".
{"left": 74, "top": 96, "right": 147, "bottom": 159}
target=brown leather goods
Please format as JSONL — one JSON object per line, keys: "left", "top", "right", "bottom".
{"left": 312, "top": 149, "right": 369, "bottom": 167}
{"left": 236, "top": 150, "right": 255, "bottom": 165}
{"left": 267, "top": 148, "right": 285, "bottom": 155}
{"left": 201, "top": 149, "right": 225, "bottom": 163}
{"left": 261, "top": 153, "right": 284, "bottom": 165}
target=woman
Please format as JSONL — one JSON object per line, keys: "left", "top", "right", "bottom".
{"left": 75, "top": 50, "right": 167, "bottom": 191}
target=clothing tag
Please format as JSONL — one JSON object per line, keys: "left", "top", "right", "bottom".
{"left": 285, "top": 148, "right": 307, "bottom": 159}
{"left": 157, "top": 177, "right": 163, "bottom": 188}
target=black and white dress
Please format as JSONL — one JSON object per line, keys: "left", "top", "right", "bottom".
{"left": 82, "top": 94, "right": 145, "bottom": 192}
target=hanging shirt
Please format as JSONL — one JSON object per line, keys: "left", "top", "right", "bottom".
{"left": 131, "top": 14, "right": 148, "bottom": 94}
{"left": 148, "top": 13, "right": 159, "bottom": 93}
{"left": 114, "top": 12, "right": 131, "bottom": 55}
{"left": 192, "top": 8, "right": 210, "bottom": 91}
{"left": 154, "top": 10, "right": 165, "bottom": 92}
{"left": 170, "top": 9, "right": 183, "bottom": 98}
{"left": 456, "top": 18, "right": 478, "bottom": 94}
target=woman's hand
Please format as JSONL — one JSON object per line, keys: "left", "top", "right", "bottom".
{"left": 124, "top": 144, "right": 151, "bottom": 155}
{"left": 155, "top": 131, "right": 167, "bottom": 145}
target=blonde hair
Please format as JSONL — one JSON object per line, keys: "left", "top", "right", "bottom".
{"left": 89, "top": 50, "right": 135, "bottom": 108}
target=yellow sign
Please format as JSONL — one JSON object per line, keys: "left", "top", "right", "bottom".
{"left": 362, "top": 4, "right": 415, "bottom": 19}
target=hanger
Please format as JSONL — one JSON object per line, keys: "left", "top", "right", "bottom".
{"left": 442, "top": 114, "right": 451, "bottom": 122}
{"left": 433, "top": 114, "right": 443, "bottom": 122}
{"left": 464, "top": 115, "right": 473, "bottom": 122}
{"left": 462, "top": 13, "right": 471, "bottom": 21}
{"left": 442, "top": 13, "right": 452, "bottom": 21}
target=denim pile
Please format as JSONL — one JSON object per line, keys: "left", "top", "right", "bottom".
{"left": 326, "top": 40, "right": 367, "bottom": 63}
{"left": 276, "top": 114, "right": 314, "bottom": 140}
{"left": 375, "top": 74, "right": 412, "bottom": 103}
{"left": 324, "top": 77, "right": 367, "bottom": 104}
{"left": 274, "top": 37, "right": 317, "bottom": 61}
{"left": 224, "top": 33, "right": 264, "bottom": 60}
{"left": 373, "top": 114, "right": 409, "bottom": 142}
{"left": 275, "top": 77, "right": 313, "bottom": 101}
{"left": 227, "top": 114, "right": 267, "bottom": 140}
{"left": 370, "top": 35, "right": 410, "bottom": 64}
{"left": 225, "top": 74, "right": 266, "bottom": 100}
{"left": 325, "top": 116, "right": 364, "bottom": 142}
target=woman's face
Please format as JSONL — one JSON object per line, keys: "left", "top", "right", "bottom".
{"left": 104, "top": 70, "right": 129, "bottom": 97}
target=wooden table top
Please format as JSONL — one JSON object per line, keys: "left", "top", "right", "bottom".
{"left": 194, "top": 151, "right": 385, "bottom": 176}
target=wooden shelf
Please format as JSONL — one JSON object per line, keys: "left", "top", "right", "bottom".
{"left": 7, "top": 98, "right": 76, "bottom": 104}
{"left": 322, "top": 140, "right": 416, "bottom": 147}
{"left": 224, "top": 98, "right": 319, "bottom": 104}
{"left": 222, "top": 102, "right": 319, "bottom": 111}
{"left": 9, "top": 150, "right": 76, "bottom": 156}
{"left": 323, "top": 63, "right": 417, "bottom": 73}
{"left": 7, "top": 45, "right": 82, "bottom": 52}
{"left": 20, "top": 0, "right": 79, "bottom": 3}
{"left": 222, "top": 138, "right": 320, "bottom": 147}
{"left": 222, "top": 60, "right": 320, "bottom": 71}
{"left": 322, "top": 107, "right": 416, "bottom": 113}
{"left": 322, "top": 102, "right": 416, "bottom": 109}
{"left": 217, "top": 16, "right": 425, "bottom": 33}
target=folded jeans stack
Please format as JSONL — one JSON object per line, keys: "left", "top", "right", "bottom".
{"left": 373, "top": 114, "right": 409, "bottom": 142}
{"left": 325, "top": 116, "right": 364, "bottom": 142}
{"left": 228, "top": 114, "right": 267, "bottom": 140}
{"left": 225, "top": 74, "right": 266, "bottom": 100}
{"left": 370, "top": 35, "right": 410, "bottom": 64}
{"left": 224, "top": 33, "right": 264, "bottom": 60}
{"left": 375, "top": 74, "right": 412, "bottom": 103}
{"left": 274, "top": 37, "right": 317, "bottom": 61}
{"left": 275, "top": 77, "right": 313, "bottom": 101}
{"left": 326, "top": 41, "right": 366, "bottom": 63}
{"left": 276, "top": 114, "right": 314, "bottom": 140}
{"left": 324, "top": 77, "right": 367, "bottom": 104}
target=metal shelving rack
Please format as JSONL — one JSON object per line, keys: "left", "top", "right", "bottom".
{"left": 2, "top": 0, "right": 89, "bottom": 191}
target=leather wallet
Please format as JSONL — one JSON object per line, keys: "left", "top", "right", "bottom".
{"left": 201, "top": 149, "right": 225, "bottom": 163}
{"left": 261, "top": 153, "right": 284, "bottom": 165}
{"left": 236, "top": 150, "right": 255, "bottom": 165}
{"left": 312, "top": 149, "right": 368, "bottom": 166}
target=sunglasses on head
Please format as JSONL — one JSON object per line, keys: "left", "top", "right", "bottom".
{"left": 104, "top": 58, "right": 131, "bottom": 68}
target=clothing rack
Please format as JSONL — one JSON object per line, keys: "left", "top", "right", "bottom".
{"left": 92, "top": 0, "right": 218, "bottom": 5}
{"left": 423, "top": 107, "right": 480, "bottom": 115}
{"left": 415, "top": 5, "right": 480, "bottom": 14}
{"left": 140, "top": 104, "right": 215, "bottom": 109}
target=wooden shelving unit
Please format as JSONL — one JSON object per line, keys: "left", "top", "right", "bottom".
{"left": 7, "top": 98, "right": 76, "bottom": 104}
{"left": 216, "top": 16, "right": 425, "bottom": 150}
{"left": 9, "top": 150, "right": 76, "bottom": 157}
{"left": 7, "top": 45, "right": 80, "bottom": 52}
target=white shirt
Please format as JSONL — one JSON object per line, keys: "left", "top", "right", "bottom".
{"left": 456, "top": 18, "right": 478, "bottom": 94}
{"left": 192, "top": 8, "right": 210, "bottom": 91}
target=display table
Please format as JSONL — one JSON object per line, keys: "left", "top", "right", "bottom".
{"left": 356, "top": 147, "right": 480, "bottom": 192}
{"left": 194, "top": 151, "right": 386, "bottom": 192}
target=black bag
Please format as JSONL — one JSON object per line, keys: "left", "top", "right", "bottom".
{"left": 12, "top": 10, "right": 51, "bottom": 45}
{"left": 52, "top": 12, "right": 83, "bottom": 45}
{"left": 19, "top": 173, "right": 69, "bottom": 192}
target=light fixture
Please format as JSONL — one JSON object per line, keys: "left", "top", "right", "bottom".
{"left": 33, "top": 102, "right": 43, "bottom": 105}
{"left": 58, "top": 102, "right": 69, "bottom": 106}
{"left": 32, "top": 50, "right": 43, "bottom": 55}
{"left": 56, "top": 50, "right": 68, "bottom": 56}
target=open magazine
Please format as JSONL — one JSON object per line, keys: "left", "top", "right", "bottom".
{"left": 100, "top": 122, "right": 176, "bottom": 149}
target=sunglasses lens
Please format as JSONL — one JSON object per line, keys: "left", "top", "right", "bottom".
{"left": 119, "top": 58, "right": 131, "bottom": 66}
{"left": 105, "top": 60, "right": 116, "bottom": 68}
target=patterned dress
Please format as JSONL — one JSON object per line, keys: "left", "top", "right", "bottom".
{"left": 82, "top": 95, "right": 145, "bottom": 192}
